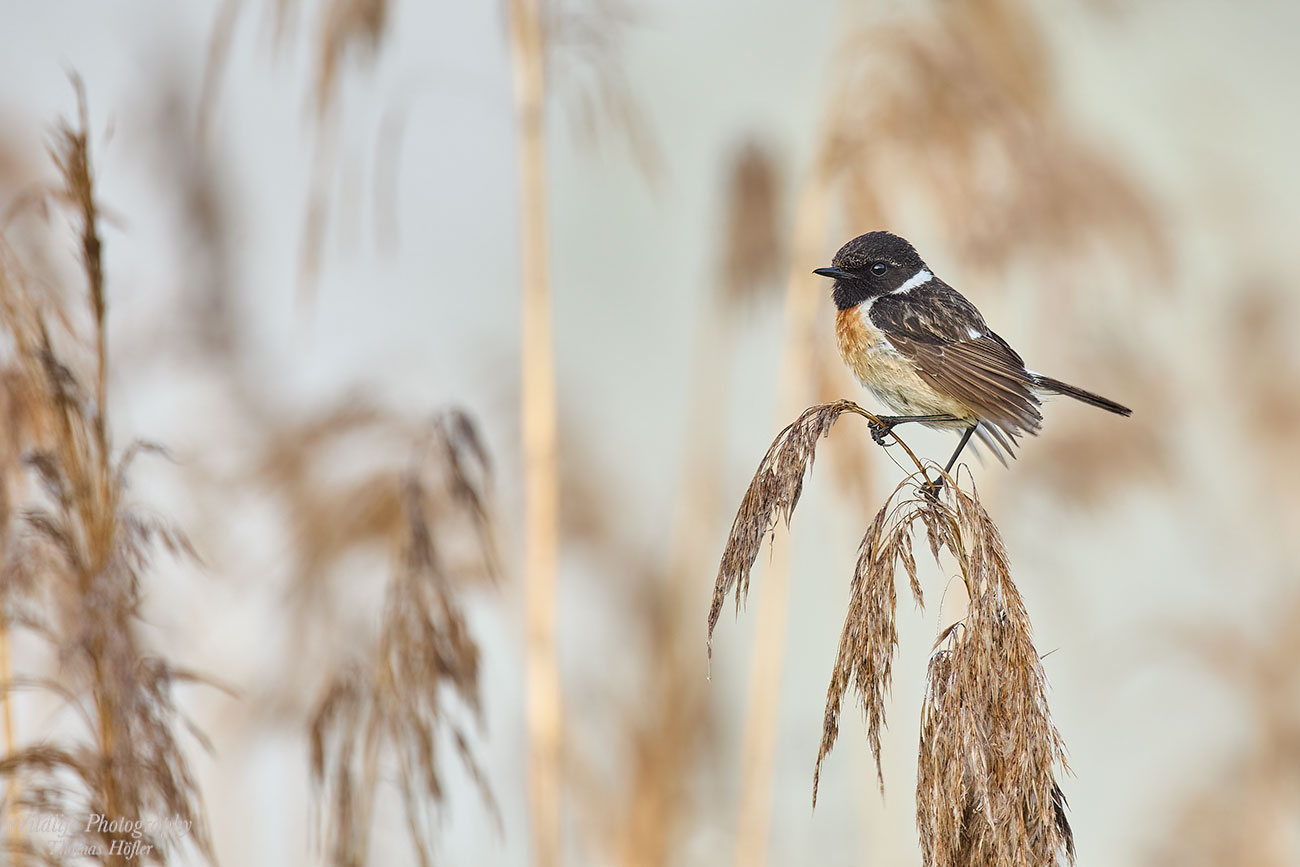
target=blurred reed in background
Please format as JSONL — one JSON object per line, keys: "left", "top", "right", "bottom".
{"left": 309, "top": 412, "right": 500, "bottom": 867}
{"left": 0, "top": 84, "right": 215, "bottom": 867}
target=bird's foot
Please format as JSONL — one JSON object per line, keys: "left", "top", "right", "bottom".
{"left": 868, "top": 417, "right": 897, "bottom": 446}
{"left": 920, "top": 475, "right": 945, "bottom": 504}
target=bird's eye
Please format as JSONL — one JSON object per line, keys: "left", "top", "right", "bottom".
{"left": 871, "top": 263, "right": 887, "bottom": 275}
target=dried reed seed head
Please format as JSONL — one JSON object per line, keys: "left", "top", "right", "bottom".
{"left": 240, "top": 405, "right": 497, "bottom": 736}
{"left": 49, "top": 79, "right": 106, "bottom": 333}
{"left": 545, "top": 0, "right": 661, "bottom": 181}
{"left": 915, "top": 483, "right": 1073, "bottom": 867}
{"left": 709, "top": 401, "right": 1082, "bottom": 864}
{"left": 266, "top": 404, "right": 494, "bottom": 651}
{"left": 707, "top": 401, "right": 868, "bottom": 656}
{"left": 0, "top": 87, "right": 218, "bottom": 865}
{"left": 813, "top": 479, "right": 978, "bottom": 807}
{"left": 814, "top": 499, "right": 897, "bottom": 804}
{"left": 314, "top": 0, "right": 389, "bottom": 119}
{"left": 308, "top": 410, "right": 500, "bottom": 865}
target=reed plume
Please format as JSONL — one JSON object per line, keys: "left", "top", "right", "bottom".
{"left": 707, "top": 401, "right": 877, "bottom": 656}
{"left": 726, "top": 155, "right": 833, "bottom": 867}
{"left": 0, "top": 81, "right": 215, "bottom": 867}
{"left": 711, "top": 401, "right": 1075, "bottom": 866}
{"left": 545, "top": 0, "right": 660, "bottom": 181}
{"left": 718, "top": 141, "right": 785, "bottom": 306}
{"left": 142, "top": 55, "right": 503, "bottom": 866}
{"left": 827, "top": 0, "right": 1167, "bottom": 279}
{"left": 911, "top": 485, "right": 1074, "bottom": 867}
{"left": 200, "top": 0, "right": 393, "bottom": 305}
{"left": 309, "top": 411, "right": 499, "bottom": 867}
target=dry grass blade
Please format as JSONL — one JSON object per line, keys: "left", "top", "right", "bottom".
{"left": 309, "top": 412, "right": 500, "bottom": 866}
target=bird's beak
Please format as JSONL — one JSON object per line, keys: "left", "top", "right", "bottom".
{"left": 813, "top": 267, "right": 851, "bottom": 280}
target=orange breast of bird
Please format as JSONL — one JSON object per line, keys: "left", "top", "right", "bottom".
{"left": 834, "top": 304, "right": 974, "bottom": 424}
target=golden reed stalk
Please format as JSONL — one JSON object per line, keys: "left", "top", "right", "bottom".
{"left": 508, "top": 1, "right": 564, "bottom": 865}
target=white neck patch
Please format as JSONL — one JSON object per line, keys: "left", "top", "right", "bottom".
{"left": 892, "top": 268, "right": 933, "bottom": 295}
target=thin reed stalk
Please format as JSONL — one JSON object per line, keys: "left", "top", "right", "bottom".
{"left": 730, "top": 166, "right": 832, "bottom": 867}
{"left": 563, "top": 142, "right": 783, "bottom": 865}
{"left": 508, "top": 1, "right": 564, "bottom": 865}
{"left": 608, "top": 259, "right": 728, "bottom": 867}
{"left": 606, "top": 143, "right": 785, "bottom": 865}
{"left": 0, "top": 620, "right": 14, "bottom": 850}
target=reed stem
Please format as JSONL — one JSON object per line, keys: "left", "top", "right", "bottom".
{"left": 508, "top": 1, "right": 564, "bottom": 864}
{"left": 731, "top": 166, "right": 831, "bottom": 867}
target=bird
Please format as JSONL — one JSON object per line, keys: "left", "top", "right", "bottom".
{"left": 813, "top": 231, "right": 1131, "bottom": 481}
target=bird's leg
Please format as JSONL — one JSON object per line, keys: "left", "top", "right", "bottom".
{"left": 942, "top": 424, "right": 978, "bottom": 475}
{"left": 922, "top": 423, "right": 978, "bottom": 500}
{"left": 867, "top": 413, "right": 963, "bottom": 446}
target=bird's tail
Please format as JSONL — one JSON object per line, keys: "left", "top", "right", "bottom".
{"left": 1030, "top": 373, "right": 1132, "bottom": 416}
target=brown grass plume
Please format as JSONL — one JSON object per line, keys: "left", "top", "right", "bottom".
{"left": 0, "top": 80, "right": 216, "bottom": 867}
{"left": 711, "top": 401, "right": 1074, "bottom": 866}
{"left": 309, "top": 411, "right": 499, "bottom": 867}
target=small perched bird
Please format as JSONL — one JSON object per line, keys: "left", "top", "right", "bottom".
{"left": 814, "top": 231, "right": 1131, "bottom": 477}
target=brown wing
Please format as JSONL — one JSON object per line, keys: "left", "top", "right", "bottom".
{"left": 870, "top": 283, "right": 1042, "bottom": 435}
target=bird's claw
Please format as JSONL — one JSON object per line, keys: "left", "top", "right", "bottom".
{"left": 920, "top": 476, "right": 945, "bottom": 504}
{"left": 868, "top": 419, "right": 894, "bottom": 446}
